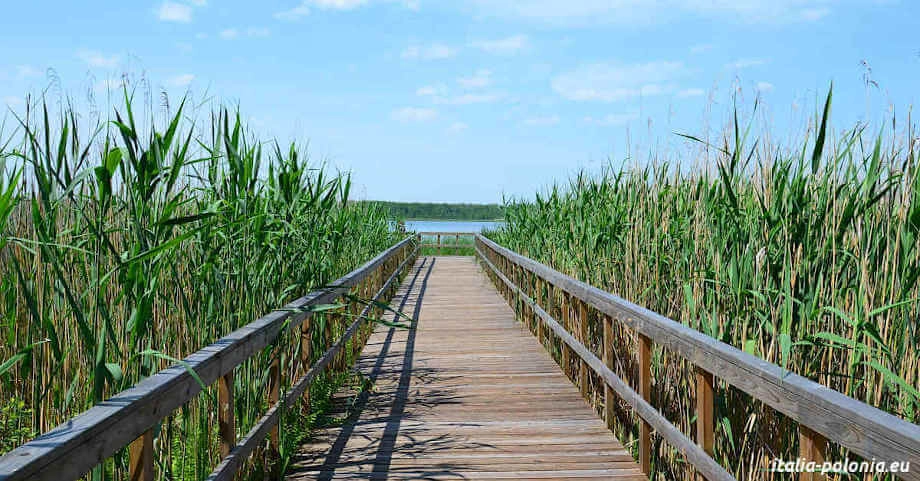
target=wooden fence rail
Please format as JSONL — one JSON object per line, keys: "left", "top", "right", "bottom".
{"left": 417, "top": 231, "right": 475, "bottom": 255}
{"left": 475, "top": 234, "right": 920, "bottom": 481}
{"left": 0, "top": 236, "right": 418, "bottom": 481}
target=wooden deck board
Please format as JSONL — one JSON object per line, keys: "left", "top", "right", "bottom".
{"left": 286, "top": 256, "right": 646, "bottom": 481}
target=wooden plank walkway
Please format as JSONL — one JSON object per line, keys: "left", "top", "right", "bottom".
{"left": 286, "top": 256, "right": 646, "bottom": 481}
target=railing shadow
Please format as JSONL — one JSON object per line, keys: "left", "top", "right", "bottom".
{"left": 289, "top": 257, "right": 493, "bottom": 480}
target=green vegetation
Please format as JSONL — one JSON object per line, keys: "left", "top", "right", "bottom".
{"left": 418, "top": 233, "right": 475, "bottom": 256}
{"left": 363, "top": 200, "right": 504, "bottom": 220}
{"left": 0, "top": 92, "right": 400, "bottom": 479}
{"left": 488, "top": 88, "right": 920, "bottom": 480}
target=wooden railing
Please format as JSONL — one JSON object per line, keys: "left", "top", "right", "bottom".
{"left": 475, "top": 234, "right": 920, "bottom": 481}
{"left": 0, "top": 236, "right": 418, "bottom": 481}
{"left": 417, "top": 231, "right": 475, "bottom": 255}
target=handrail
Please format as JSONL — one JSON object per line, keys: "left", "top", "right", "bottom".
{"left": 0, "top": 235, "right": 418, "bottom": 481}
{"left": 475, "top": 234, "right": 920, "bottom": 480}
{"left": 416, "top": 232, "right": 475, "bottom": 253}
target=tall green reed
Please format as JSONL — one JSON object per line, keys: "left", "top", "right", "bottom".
{"left": 0, "top": 89, "right": 399, "bottom": 480}
{"left": 489, "top": 87, "right": 919, "bottom": 480}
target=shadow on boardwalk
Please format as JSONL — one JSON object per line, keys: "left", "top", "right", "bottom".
{"left": 288, "top": 258, "right": 494, "bottom": 481}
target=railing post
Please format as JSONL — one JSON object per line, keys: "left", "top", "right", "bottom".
{"left": 578, "top": 300, "right": 589, "bottom": 400}
{"left": 128, "top": 430, "right": 154, "bottom": 481}
{"left": 267, "top": 349, "right": 281, "bottom": 460}
{"left": 696, "top": 367, "right": 715, "bottom": 477}
{"left": 536, "top": 278, "right": 545, "bottom": 344}
{"left": 561, "top": 291, "right": 571, "bottom": 378}
{"left": 603, "top": 315, "right": 615, "bottom": 432}
{"left": 437, "top": 234, "right": 441, "bottom": 255}
{"left": 218, "top": 371, "right": 235, "bottom": 458}
{"left": 799, "top": 425, "right": 827, "bottom": 481}
{"left": 300, "top": 318, "right": 313, "bottom": 414}
{"left": 638, "top": 333, "right": 652, "bottom": 475}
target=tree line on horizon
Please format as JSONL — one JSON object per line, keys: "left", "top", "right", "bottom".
{"left": 361, "top": 201, "right": 504, "bottom": 220}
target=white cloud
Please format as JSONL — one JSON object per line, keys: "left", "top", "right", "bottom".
{"left": 187, "top": 0, "right": 207, "bottom": 5}
{"left": 3, "top": 96, "right": 24, "bottom": 109}
{"left": 275, "top": 4, "right": 311, "bottom": 19}
{"left": 392, "top": 107, "right": 438, "bottom": 122}
{"left": 157, "top": 1, "right": 193, "bottom": 22}
{"left": 246, "top": 27, "right": 271, "bottom": 37}
{"left": 94, "top": 78, "right": 128, "bottom": 94}
{"left": 459, "top": 1, "right": 837, "bottom": 26}
{"left": 434, "top": 93, "right": 502, "bottom": 105}
{"left": 401, "top": 44, "right": 458, "bottom": 60}
{"left": 77, "top": 50, "right": 120, "bottom": 68}
{"left": 457, "top": 69, "right": 492, "bottom": 89}
{"left": 311, "top": 0, "right": 367, "bottom": 8}
{"left": 727, "top": 58, "right": 768, "bottom": 69}
{"left": 677, "top": 88, "right": 705, "bottom": 98}
{"left": 16, "top": 65, "right": 41, "bottom": 78}
{"left": 690, "top": 43, "right": 713, "bottom": 54}
{"left": 470, "top": 35, "right": 529, "bottom": 55}
{"left": 220, "top": 29, "right": 239, "bottom": 39}
{"left": 167, "top": 74, "right": 196, "bottom": 87}
{"left": 523, "top": 115, "right": 560, "bottom": 126}
{"left": 448, "top": 122, "right": 468, "bottom": 133}
{"left": 416, "top": 84, "right": 446, "bottom": 96}
{"left": 799, "top": 7, "right": 830, "bottom": 21}
{"left": 756, "top": 81, "right": 775, "bottom": 92}
{"left": 583, "top": 112, "right": 639, "bottom": 126}
{"left": 275, "top": 0, "right": 371, "bottom": 17}
{"left": 551, "top": 61, "right": 685, "bottom": 102}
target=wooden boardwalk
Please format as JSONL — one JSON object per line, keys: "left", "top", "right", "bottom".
{"left": 287, "top": 256, "right": 646, "bottom": 481}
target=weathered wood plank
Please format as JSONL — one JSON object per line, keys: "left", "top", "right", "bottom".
{"left": 477, "top": 235, "right": 920, "bottom": 479}
{"left": 287, "top": 257, "right": 646, "bottom": 481}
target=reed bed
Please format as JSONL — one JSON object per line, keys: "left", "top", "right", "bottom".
{"left": 488, "top": 89, "right": 920, "bottom": 480}
{"left": 0, "top": 92, "right": 400, "bottom": 479}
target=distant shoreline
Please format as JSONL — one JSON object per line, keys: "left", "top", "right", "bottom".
{"left": 403, "top": 218, "right": 505, "bottom": 222}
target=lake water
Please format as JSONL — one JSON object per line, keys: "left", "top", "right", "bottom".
{"left": 404, "top": 220, "right": 504, "bottom": 233}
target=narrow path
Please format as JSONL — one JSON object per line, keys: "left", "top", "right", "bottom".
{"left": 286, "top": 256, "right": 646, "bottom": 481}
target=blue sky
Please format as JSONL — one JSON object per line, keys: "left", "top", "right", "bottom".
{"left": 1, "top": 0, "right": 918, "bottom": 202}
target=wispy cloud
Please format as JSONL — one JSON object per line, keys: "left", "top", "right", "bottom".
{"left": 416, "top": 84, "right": 447, "bottom": 96}
{"left": 448, "top": 122, "right": 468, "bottom": 133}
{"left": 246, "top": 27, "right": 271, "bottom": 37}
{"left": 3, "top": 96, "right": 25, "bottom": 109}
{"left": 392, "top": 107, "right": 438, "bottom": 122}
{"left": 157, "top": 1, "right": 193, "bottom": 22}
{"left": 433, "top": 93, "right": 502, "bottom": 105}
{"left": 690, "top": 43, "right": 713, "bottom": 54}
{"left": 727, "top": 58, "right": 768, "bottom": 69}
{"left": 310, "top": 0, "right": 367, "bottom": 9}
{"left": 275, "top": 0, "right": 366, "bottom": 18}
{"left": 219, "top": 28, "right": 239, "bottom": 40}
{"left": 799, "top": 7, "right": 830, "bottom": 21}
{"left": 756, "top": 81, "right": 775, "bottom": 92}
{"left": 583, "top": 112, "right": 639, "bottom": 126}
{"left": 77, "top": 50, "right": 120, "bottom": 68}
{"left": 523, "top": 115, "right": 560, "bottom": 126}
{"left": 167, "top": 73, "right": 196, "bottom": 88}
{"left": 457, "top": 69, "right": 492, "bottom": 89}
{"left": 16, "top": 65, "right": 42, "bottom": 79}
{"left": 676, "top": 88, "right": 705, "bottom": 98}
{"left": 551, "top": 61, "right": 686, "bottom": 102}
{"left": 470, "top": 35, "right": 529, "bottom": 55}
{"left": 401, "top": 44, "right": 458, "bottom": 60}
{"left": 459, "top": 1, "right": 835, "bottom": 26}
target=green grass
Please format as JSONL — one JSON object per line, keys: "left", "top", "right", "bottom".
{"left": 0, "top": 90, "right": 401, "bottom": 480}
{"left": 487, "top": 86, "right": 920, "bottom": 480}
{"left": 418, "top": 233, "right": 475, "bottom": 256}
